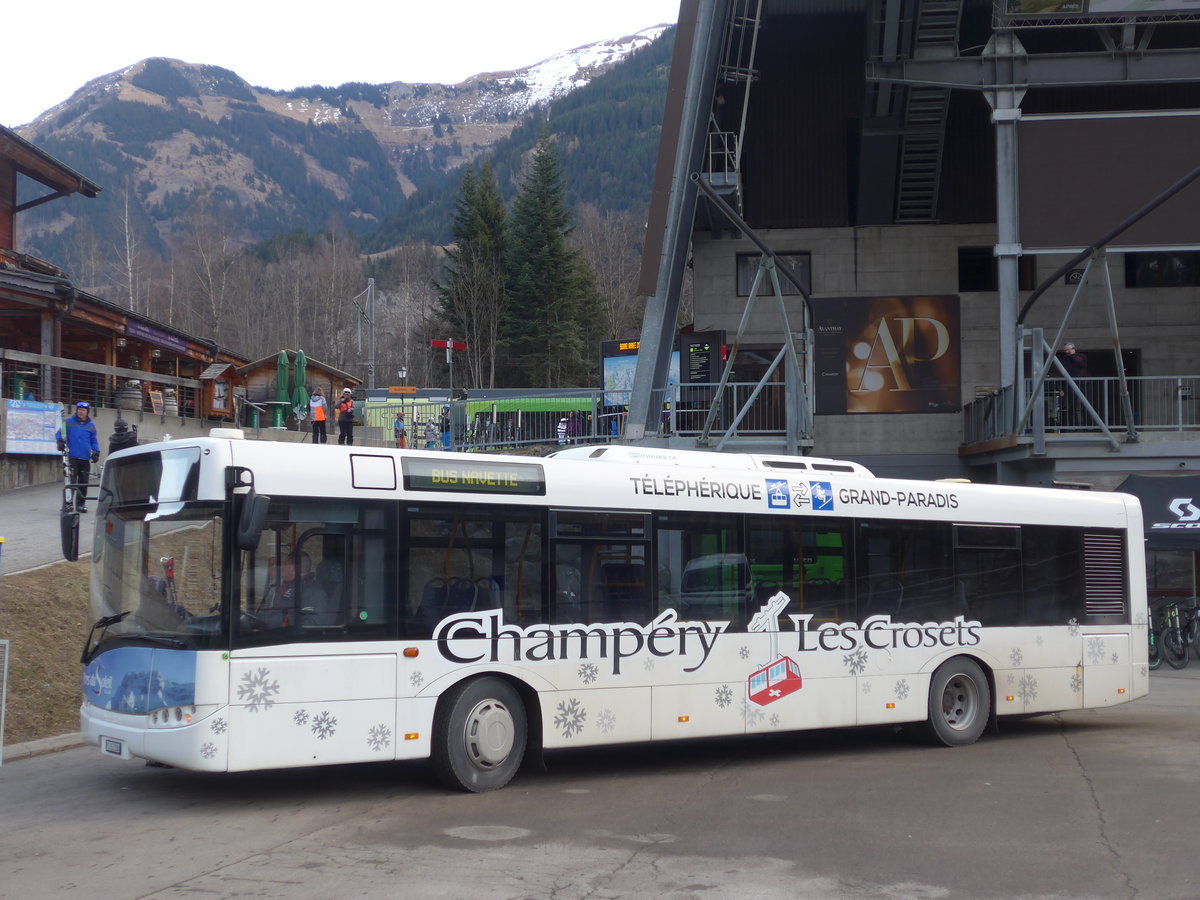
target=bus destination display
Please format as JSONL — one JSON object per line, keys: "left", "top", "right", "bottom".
{"left": 402, "top": 457, "right": 546, "bottom": 495}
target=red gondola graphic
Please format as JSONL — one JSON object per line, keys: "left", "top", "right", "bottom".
{"left": 748, "top": 656, "right": 803, "bottom": 706}
{"left": 746, "top": 591, "right": 803, "bottom": 706}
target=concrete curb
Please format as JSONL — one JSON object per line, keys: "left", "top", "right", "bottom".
{"left": 3, "top": 732, "right": 84, "bottom": 764}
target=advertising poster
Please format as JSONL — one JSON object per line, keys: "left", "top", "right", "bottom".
{"left": 813, "top": 296, "right": 960, "bottom": 415}
{"left": 4, "top": 399, "right": 62, "bottom": 454}
{"left": 600, "top": 341, "right": 680, "bottom": 407}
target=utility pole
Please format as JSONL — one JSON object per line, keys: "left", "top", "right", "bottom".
{"left": 367, "top": 277, "right": 376, "bottom": 390}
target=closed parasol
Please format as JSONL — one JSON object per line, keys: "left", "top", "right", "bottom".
{"left": 273, "top": 350, "right": 289, "bottom": 427}
{"left": 292, "top": 349, "right": 310, "bottom": 420}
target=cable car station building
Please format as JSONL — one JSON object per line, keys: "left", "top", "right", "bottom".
{"left": 628, "top": 0, "right": 1200, "bottom": 491}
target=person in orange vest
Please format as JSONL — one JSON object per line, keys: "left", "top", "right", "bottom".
{"left": 309, "top": 388, "right": 329, "bottom": 443}
{"left": 393, "top": 410, "right": 407, "bottom": 449}
{"left": 336, "top": 388, "right": 356, "bottom": 445}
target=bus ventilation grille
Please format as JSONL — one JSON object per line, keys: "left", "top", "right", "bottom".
{"left": 1083, "top": 533, "right": 1125, "bottom": 617}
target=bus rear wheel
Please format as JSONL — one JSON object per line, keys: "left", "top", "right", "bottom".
{"left": 432, "top": 676, "right": 527, "bottom": 792}
{"left": 925, "top": 658, "right": 990, "bottom": 747}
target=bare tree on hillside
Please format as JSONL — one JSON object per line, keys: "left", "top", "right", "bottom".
{"left": 113, "top": 179, "right": 147, "bottom": 315}
{"left": 374, "top": 243, "right": 443, "bottom": 388}
{"left": 177, "top": 194, "right": 240, "bottom": 340}
{"left": 573, "top": 203, "right": 646, "bottom": 342}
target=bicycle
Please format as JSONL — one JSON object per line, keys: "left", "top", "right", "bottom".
{"left": 1148, "top": 601, "right": 1162, "bottom": 671}
{"left": 1158, "top": 601, "right": 1191, "bottom": 670}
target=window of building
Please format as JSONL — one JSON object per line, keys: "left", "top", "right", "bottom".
{"left": 736, "top": 252, "right": 811, "bottom": 297}
{"left": 1124, "top": 251, "right": 1200, "bottom": 288}
{"left": 958, "top": 247, "right": 1037, "bottom": 292}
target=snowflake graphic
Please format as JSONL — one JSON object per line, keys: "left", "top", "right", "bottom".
{"left": 409, "top": 671, "right": 425, "bottom": 689}
{"left": 578, "top": 662, "right": 599, "bottom": 685}
{"left": 741, "top": 699, "right": 765, "bottom": 727}
{"left": 1137, "top": 664, "right": 1147, "bottom": 678}
{"left": 714, "top": 684, "right": 734, "bottom": 708}
{"left": 1111, "top": 652, "right": 1119, "bottom": 665}
{"left": 597, "top": 708, "right": 616, "bottom": 734}
{"left": 1017, "top": 674, "right": 1039, "bottom": 704}
{"left": 844, "top": 647, "right": 868, "bottom": 676}
{"left": 210, "top": 717, "right": 227, "bottom": 735}
{"left": 769, "top": 713, "right": 780, "bottom": 727}
{"left": 1067, "top": 618, "right": 1080, "bottom": 637}
{"left": 293, "top": 709, "right": 309, "bottom": 727}
{"left": 1070, "top": 672, "right": 1082, "bottom": 693}
{"left": 200, "top": 742, "right": 217, "bottom": 760}
{"left": 1035, "top": 636, "right": 1044, "bottom": 647}
{"left": 311, "top": 710, "right": 337, "bottom": 740}
{"left": 237, "top": 667, "right": 280, "bottom": 712}
{"left": 1086, "top": 637, "right": 1106, "bottom": 665}
{"left": 554, "top": 698, "right": 587, "bottom": 738}
{"left": 1133, "top": 610, "right": 1146, "bottom": 626}
{"left": 862, "top": 681, "right": 872, "bottom": 695}
{"left": 738, "top": 646, "right": 750, "bottom": 660}
{"left": 367, "top": 724, "right": 392, "bottom": 752}
{"left": 642, "top": 657, "right": 655, "bottom": 672}
{"left": 1006, "top": 672, "right": 1016, "bottom": 686}
{"left": 1010, "top": 647, "right": 1024, "bottom": 666}
{"left": 895, "top": 679, "right": 911, "bottom": 701}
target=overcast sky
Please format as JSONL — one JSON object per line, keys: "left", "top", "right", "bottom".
{"left": 1, "top": 0, "right": 681, "bottom": 128}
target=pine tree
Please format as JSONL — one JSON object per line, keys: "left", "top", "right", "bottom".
{"left": 502, "top": 133, "right": 598, "bottom": 387}
{"left": 434, "top": 162, "right": 507, "bottom": 388}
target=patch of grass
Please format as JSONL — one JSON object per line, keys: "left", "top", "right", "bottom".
{"left": 0, "top": 560, "right": 91, "bottom": 745}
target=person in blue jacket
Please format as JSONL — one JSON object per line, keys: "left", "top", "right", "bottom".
{"left": 56, "top": 401, "right": 100, "bottom": 512}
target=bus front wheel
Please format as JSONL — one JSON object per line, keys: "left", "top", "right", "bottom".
{"left": 432, "top": 676, "right": 527, "bottom": 792}
{"left": 925, "top": 658, "right": 990, "bottom": 747}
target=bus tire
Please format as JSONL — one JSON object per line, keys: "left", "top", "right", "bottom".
{"left": 432, "top": 676, "right": 527, "bottom": 792}
{"left": 925, "top": 658, "right": 990, "bottom": 747}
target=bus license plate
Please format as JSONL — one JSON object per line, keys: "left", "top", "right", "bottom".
{"left": 101, "top": 737, "right": 128, "bottom": 759}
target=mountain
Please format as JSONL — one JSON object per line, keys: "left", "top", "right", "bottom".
{"left": 14, "top": 25, "right": 673, "bottom": 267}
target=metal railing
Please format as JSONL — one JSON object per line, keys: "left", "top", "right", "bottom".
{"left": 347, "top": 382, "right": 792, "bottom": 453}
{"left": 1, "top": 350, "right": 202, "bottom": 418}
{"left": 964, "top": 376, "right": 1200, "bottom": 445}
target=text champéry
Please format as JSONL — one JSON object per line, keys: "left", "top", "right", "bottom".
{"left": 434, "top": 609, "right": 728, "bottom": 675}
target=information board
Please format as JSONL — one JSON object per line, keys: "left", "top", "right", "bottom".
{"left": 3, "top": 399, "right": 61, "bottom": 455}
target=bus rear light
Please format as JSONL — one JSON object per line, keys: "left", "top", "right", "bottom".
{"left": 886, "top": 702, "right": 895, "bottom": 709}
{"left": 1006, "top": 695, "right": 1015, "bottom": 702}
{"left": 678, "top": 715, "right": 690, "bottom": 723}
{"left": 1118, "top": 688, "right": 1126, "bottom": 694}
{"left": 403, "top": 648, "right": 419, "bottom": 658}
{"left": 405, "top": 732, "right": 419, "bottom": 741}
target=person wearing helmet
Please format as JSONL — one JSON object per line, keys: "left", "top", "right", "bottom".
{"left": 440, "top": 404, "right": 452, "bottom": 451}
{"left": 56, "top": 401, "right": 101, "bottom": 512}
{"left": 336, "top": 388, "right": 356, "bottom": 445}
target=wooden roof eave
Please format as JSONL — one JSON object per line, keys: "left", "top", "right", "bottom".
{"left": 0, "top": 126, "right": 102, "bottom": 197}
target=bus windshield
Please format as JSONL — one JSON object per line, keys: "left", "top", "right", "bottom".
{"left": 89, "top": 450, "right": 226, "bottom": 654}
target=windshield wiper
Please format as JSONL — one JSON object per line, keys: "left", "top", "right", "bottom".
{"left": 130, "top": 635, "right": 189, "bottom": 650}
{"left": 81, "top": 611, "right": 131, "bottom": 664}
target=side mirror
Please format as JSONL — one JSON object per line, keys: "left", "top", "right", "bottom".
{"left": 236, "top": 488, "right": 271, "bottom": 551}
{"left": 61, "top": 510, "right": 80, "bottom": 562}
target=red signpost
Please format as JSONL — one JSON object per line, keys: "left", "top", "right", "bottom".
{"left": 431, "top": 339, "right": 467, "bottom": 396}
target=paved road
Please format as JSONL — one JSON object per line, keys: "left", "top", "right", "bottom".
{"left": 0, "top": 480, "right": 96, "bottom": 574}
{"left": 2, "top": 668, "right": 1198, "bottom": 900}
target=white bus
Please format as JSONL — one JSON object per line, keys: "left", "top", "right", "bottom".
{"left": 79, "top": 433, "right": 1147, "bottom": 791}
